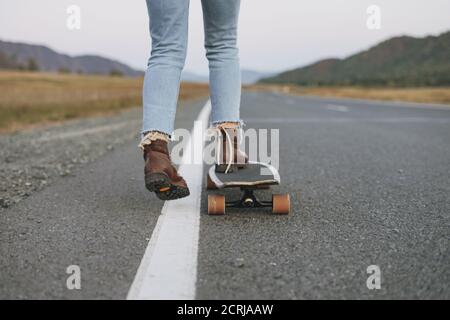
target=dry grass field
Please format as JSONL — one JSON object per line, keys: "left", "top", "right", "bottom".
{"left": 2, "top": 71, "right": 449, "bottom": 133}
{"left": 246, "top": 84, "right": 450, "bottom": 105}
{"left": 0, "top": 71, "right": 209, "bottom": 132}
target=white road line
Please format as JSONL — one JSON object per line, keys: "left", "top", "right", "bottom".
{"left": 244, "top": 117, "right": 450, "bottom": 124}
{"left": 273, "top": 93, "right": 450, "bottom": 110}
{"left": 326, "top": 104, "right": 350, "bottom": 112}
{"left": 127, "top": 101, "right": 211, "bottom": 300}
{"left": 36, "top": 120, "right": 140, "bottom": 142}
{"left": 285, "top": 98, "right": 296, "bottom": 105}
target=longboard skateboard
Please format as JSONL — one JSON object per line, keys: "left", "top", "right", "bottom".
{"left": 206, "top": 161, "right": 290, "bottom": 215}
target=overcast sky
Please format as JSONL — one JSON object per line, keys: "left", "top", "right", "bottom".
{"left": 1, "top": 0, "right": 449, "bottom": 74}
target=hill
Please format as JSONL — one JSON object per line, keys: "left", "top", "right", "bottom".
{"left": 260, "top": 31, "right": 450, "bottom": 86}
{"left": 0, "top": 40, "right": 142, "bottom": 76}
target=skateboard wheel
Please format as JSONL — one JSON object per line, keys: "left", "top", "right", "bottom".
{"left": 272, "top": 194, "right": 290, "bottom": 215}
{"left": 243, "top": 198, "right": 254, "bottom": 207}
{"left": 206, "top": 174, "right": 217, "bottom": 190}
{"left": 208, "top": 194, "right": 225, "bottom": 215}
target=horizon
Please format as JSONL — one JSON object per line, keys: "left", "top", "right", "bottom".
{"left": 1, "top": 29, "right": 448, "bottom": 76}
{"left": 1, "top": 0, "right": 450, "bottom": 74}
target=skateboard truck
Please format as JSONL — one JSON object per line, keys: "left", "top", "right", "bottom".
{"left": 208, "top": 189, "right": 290, "bottom": 215}
{"left": 226, "top": 188, "right": 272, "bottom": 209}
{"left": 207, "top": 161, "right": 290, "bottom": 215}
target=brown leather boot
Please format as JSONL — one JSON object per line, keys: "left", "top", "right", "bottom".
{"left": 215, "top": 126, "right": 248, "bottom": 173}
{"left": 143, "top": 140, "right": 190, "bottom": 200}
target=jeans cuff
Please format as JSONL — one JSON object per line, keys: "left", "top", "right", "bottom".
{"left": 211, "top": 119, "right": 244, "bottom": 128}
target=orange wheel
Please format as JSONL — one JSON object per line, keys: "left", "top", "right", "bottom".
{"left": 272, "top": 194, "right": 290, "bottom": 215}
{"left": 208, "top": 194, "right": 225, "bottom": 215}
{"left": 206, "top": 174, "right": 217, "bottom": 190}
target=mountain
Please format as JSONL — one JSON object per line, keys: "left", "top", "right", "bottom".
{"left": 260, "top": 31, "right": 450, "bottom": 87}
{"left": 241, "top": 69, "right": 274, "bottom": 84}
{"left": 0, "top": 40, "right": 143, "bottom": 76}
{"left": 0, "top": 39, "right": 275, "bottom": 82}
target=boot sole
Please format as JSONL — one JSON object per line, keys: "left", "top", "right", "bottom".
{"left": 145, "top": 172, "right": 190, "bottom": 200}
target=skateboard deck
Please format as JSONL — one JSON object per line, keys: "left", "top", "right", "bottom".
{"left": 206, "top": 161, "right": 290, "bottom": 215}
{"left": 207, "top": 161, "right": 280, "bottom": 189}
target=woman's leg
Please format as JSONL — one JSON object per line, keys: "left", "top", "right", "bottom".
{"left": 202, "top": 0, "right": 246, "bottom": 173}
{"left": 141, "top": 0, "right": 191, "bottom": 201}
{"left": 201, "top": 0, "right": 241, "bottom": 125}
{"left": 142, "top": 0, "right": 190, "bottom": 137}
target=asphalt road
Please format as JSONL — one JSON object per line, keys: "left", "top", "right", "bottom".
{"left": 1, "top": 92, "right": 449, "bottom": 299}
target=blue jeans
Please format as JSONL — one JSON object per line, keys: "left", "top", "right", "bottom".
{"left": 142, "top": 0, "right": 242, "bottom": 136}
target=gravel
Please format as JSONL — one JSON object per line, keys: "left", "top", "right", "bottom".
{"left": 0, "top": 109, "right": 141, "bottom": 211}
